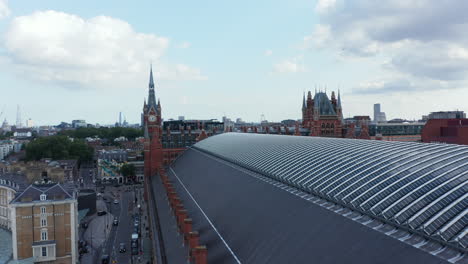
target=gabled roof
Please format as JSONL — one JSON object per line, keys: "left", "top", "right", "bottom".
{"left": 11, "top": 182, "right": 75, "bottom": 204}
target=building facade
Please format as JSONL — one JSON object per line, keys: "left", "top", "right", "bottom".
{"left": 302, "top": 90, "right": 343, "bottom": 137}
{"left": 142, "top": 67, "right": 219, "bottom": 178}
{"left": 10, "top": 182, "right": 78, "bottom": 263}
{"left": 422, "top": 118, "right": 468, "bottom": 145}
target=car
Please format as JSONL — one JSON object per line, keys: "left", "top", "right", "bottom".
{"left": 131, "top": 246, "right": 138, "bottom": 255}
{"left": 119, "top": 243, "right": 126, "bottom": 253}
{"left": 81, "top": 222, "right": 88, "bottom": 229}
{"left": 97, "top": 210, "right": 107, "bottom": 216}
{"left": 101, "top": 255, "right": 110, "bottom": 264}
{"left": 113, "top": 218, "right": 119, "bottom": 226}
{"left": 113, "top": 199, "right": 119, "bottom": 204}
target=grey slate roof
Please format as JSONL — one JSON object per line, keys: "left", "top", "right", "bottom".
{"left": 11, "top": 182, "right": 75, "bottom": 204}
{"left": 168, "top": 147, "right": 461, "bottom": 264}
{"left": 313, "top": 92, "right": 337, "bottom": 115}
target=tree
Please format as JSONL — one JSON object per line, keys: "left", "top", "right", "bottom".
{"left": 25, "top": 135, "right": 94, "bottom": 163}
{"left": 120, "top": 163, "right": 136, "bottom": 183}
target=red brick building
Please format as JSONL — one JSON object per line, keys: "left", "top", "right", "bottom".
{"left": 142, "top": 67, "right": 221, "bottom": 178}
{"left": 302, "top": 90, "right": 343, "bottom": 137}
{"left": 421, "top": 118, "right": 468, "bottom": 145}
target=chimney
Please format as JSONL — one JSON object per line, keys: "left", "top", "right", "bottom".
{"left": 183, "top": 218, "right": 193, "bottom": 243}
{"left": 193, "top": 245, "right": 208, "bottom": 264}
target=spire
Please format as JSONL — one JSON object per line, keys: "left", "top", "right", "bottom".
{"left": 302, "top": 92, "right": 306, "bottom": 109}
{"left": 338, "top": 90, "right": 342, "bottom": 107}
{"left": 147, "top": 65, "right": 157, "bottom": 110}
{"left": 307, "top": 91, "right": 312, "bottom": 100}
{"left": 149, "top": 64, "right": 154, "bottom": 89}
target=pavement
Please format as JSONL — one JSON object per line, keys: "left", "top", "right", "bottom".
{"left": 0, "top": 228, "right": 12, "bottom": 264}
{"left": 76, "top": 160, "right": 153, "bottom": 264}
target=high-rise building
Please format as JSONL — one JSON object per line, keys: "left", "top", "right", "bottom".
{"left": 302, "top": 90, "right": 343, "bottom": 137}
{"left": 373, "top": 103, "right": 387, "bottom": 123}
{"left": 26, "top": 118, "right": 34, "bottom": 128}
{"left": 16, "top": 105, "right": 22, "bottom": 128}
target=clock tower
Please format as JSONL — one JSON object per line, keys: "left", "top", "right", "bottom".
{"left": 143, "top": 66, "right": 163, "bottom": 178}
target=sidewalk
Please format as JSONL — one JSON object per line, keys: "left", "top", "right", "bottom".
{"left": 80, "top": 199, "right": 114, "bottom": 263}
{"left": 135, "top": 185, "right": 153, "bottom": 264}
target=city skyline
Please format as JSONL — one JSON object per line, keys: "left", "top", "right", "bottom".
{"left": 1, "top": 0, "right": 467, "bottom": 125}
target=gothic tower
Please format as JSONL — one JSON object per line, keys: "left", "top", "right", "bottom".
{"left": 143, "top": 66, "right": 163, "bottom": 178}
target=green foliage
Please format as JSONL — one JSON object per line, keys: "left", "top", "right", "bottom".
{"left": 59, "top": 127, "right": 143, "bottom": 141}
{"left": 120, "top": 163, "right": 136, "bottom": 182}
{"left": 120, "top": 163, "right": 136, "bottom": 178}
{"left": 0, "top": 131, "right": 13, "bottom": 140}
{"left": 25, "top": 135, "right": 94, "bottom": 162}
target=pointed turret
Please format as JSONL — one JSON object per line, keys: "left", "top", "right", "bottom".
{"left": 149, "top": 65, "right": 155, "bottom": 89}
{"left": 302, "top": 92, "right": 306, "bottom": 110}
{"left": 337, "top": 90, "right": 342, "bottom": 107}
{"left": 147, "top": 65, "right": 157, "bottom": 111}
{"left": 307, "top": 91, "right": 312, "bottom": 100}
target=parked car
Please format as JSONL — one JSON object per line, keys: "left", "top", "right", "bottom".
{"left": 113, "top": 218, "right": 119, "bottom": 226}
{"left": 81, "top": 222, "right": 88, "bottom": 229}
{"left": 113, "top": 199, "right": 119, "bottom": 204}
{"left": 119, "top": 243, "right": 126, "bottom": 253}
{"left": 101, "top": 255, "right": 110, "bottom": 264}
{"left": 131, "top": 246, "right": 138, "bottom": 255}
{"left": 97, "top": 210, "right": 107, "bottom": 216}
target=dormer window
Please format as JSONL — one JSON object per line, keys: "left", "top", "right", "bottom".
{"left": 40, "top": 194, "right": 47, "bottom": 201}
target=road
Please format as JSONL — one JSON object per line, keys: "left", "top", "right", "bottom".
{"left": 97, "top": 186, "right": 137, "bottom": 264}
{"left": 79, "top": 163, "right": 96, "bottom": 189}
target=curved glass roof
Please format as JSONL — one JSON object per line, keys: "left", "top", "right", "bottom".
{"left": 194, "top": 133, "right": 468, "bottom": 250}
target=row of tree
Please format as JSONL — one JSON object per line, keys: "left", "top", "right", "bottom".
{"left": 25, "top": 135, "right": 94, "bottom": 163}
{"left": 59, "top": 127, "right": 143, "bottom": 141}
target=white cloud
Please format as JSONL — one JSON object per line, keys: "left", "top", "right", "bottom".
{"left": 0, "top": 0, "right": 10, "bottom": 19}
{"left": 264, "top": 49, "right": 273, "bottom": 56}
{"left": 178, "top": 42, "right": 191, "bottom": 49}
{"left": 273, "top": 56, "right": 306, "bottom": 73}
{"left": 2, "top": 10, "right": 205, "bottom": 88}
{"left": 315, "top": 0, "right": 337, "bottom": 14}
{"left": 309, "top": 0, "right": 468, "bottom": 93}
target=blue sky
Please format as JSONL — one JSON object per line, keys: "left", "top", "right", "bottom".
{"left": 0, "top": 0, "right": 467, "bottom": 125}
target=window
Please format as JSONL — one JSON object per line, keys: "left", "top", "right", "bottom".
{"left": 40, "top": 194, "right": 47, "bottom": 201}
{"left": 41, "top": 247, "right": 47, "bottom": 257}
{"left": 41, "top": 218, "right": 47, "bottom": 227}
{"left": 41, "top": 230, "right": 48, "bottom": 241}
{"left": 41, "top": 207, "right": 46, "bottom": 214}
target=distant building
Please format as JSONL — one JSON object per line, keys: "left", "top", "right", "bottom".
{"left": 373, "top": 103, "right": 387, "bottom": 123}
{"left": 0, "top": 140, "right": 22, "bottom": 160}
{"left": 98, "top": 159, "right": 124, "bottom": 184}
{"left": 344, "top": 116, "right": 371, "bottom": 139}
{"left": 422, "top": 118, "right": 468, "bottom": 145}
{"left": 71, "top": 120, "right": 86, "bottom": 128}
{"left": 98, "top": 149, "right": 128, "bottom": 162}
{"left": 428, "top": 111, "right": 466, "bottom": 120}
{"left": 26, "top": 118, "right": 34, "bottom": 128}
{"left": 10, "top": 181, "right": 78, "bottom": 263}
{"left": 13, "top": 128, "right": 32, "bottom": 139}
{"left": 178, "top": 116, "right": 185, "bottom": 121}
{"left": 302, "top": 90, "right": 343, "bottom": 137}
{"left": 369, "top": 122, "right": 425, "bottom": 142}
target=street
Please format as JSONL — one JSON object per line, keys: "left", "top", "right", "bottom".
{"left": 78, "top": 163, "right": 149, "bottom": 264}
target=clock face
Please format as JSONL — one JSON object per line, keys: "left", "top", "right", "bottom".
{"left": 148, "top": 115, "right": 157, "bottom": 122}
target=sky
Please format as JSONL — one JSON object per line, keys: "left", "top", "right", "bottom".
{"left": 0, "top": 0, "right": 467, "bottom": 125}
